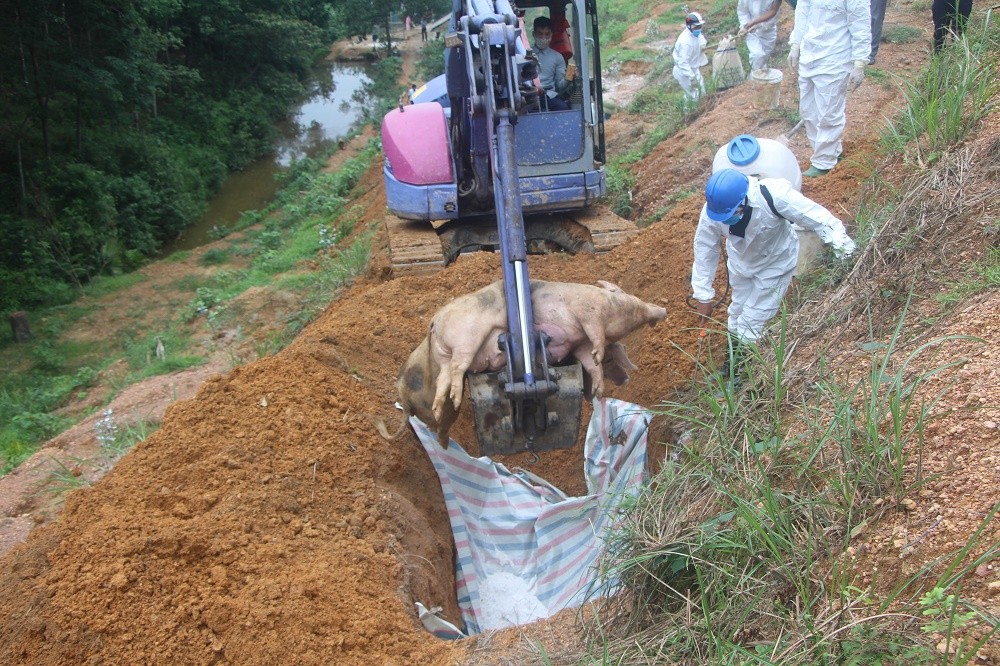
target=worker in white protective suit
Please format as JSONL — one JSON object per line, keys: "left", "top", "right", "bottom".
{"left": 672, "top": 13, "right": 708, "bottom": 105}
{"left": 787, "top": 0, "right": 871, "bottom": 177}
{"left": 738, "top": 0, "right": 782, "bottom": 72}
{"left": 691, "top": 169, "right": 855, "bottom": 367}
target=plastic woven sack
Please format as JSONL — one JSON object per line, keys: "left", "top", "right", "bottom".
{"left": 412, "top": 398, "right": 650, "bottom": 635}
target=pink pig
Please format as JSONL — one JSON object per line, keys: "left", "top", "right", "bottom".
{"left": 379, "top": 280, "right": 665, "bottom": 447}
{"left": 426, "top": 280, "right": 666, "bottom": 440}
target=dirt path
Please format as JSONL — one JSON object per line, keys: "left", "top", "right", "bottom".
{"left": 1, "top": 4, "right": 997, "bottom": 665}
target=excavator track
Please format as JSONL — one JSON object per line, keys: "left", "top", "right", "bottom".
{"left": 384, "top": 208, "right": 641, "bottom": 277}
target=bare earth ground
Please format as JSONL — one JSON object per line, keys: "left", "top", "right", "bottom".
{"left": 0, "top": 3, "right": 998, "bottom": 664}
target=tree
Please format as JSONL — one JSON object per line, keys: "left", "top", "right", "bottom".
{"left": 0, "top": 0, "right": 341, "bottom": 310}
{"left": 333, "top": 0, "right": 447, "bottom": 56}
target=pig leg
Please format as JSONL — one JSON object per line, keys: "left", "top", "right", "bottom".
{"left": 580, "top": 320, "right": 608, "bottom": 368}
{"left": 432, "top": 362, "right": 457, "bottom": 426}
{"left": 436, "top": 399, "right": 459, "bottom": 448}
{"left": 445, "top": 332, "right": 505, "bottom": 410}
{"left": 431, "top": 354, "right": 474, "bottom": 423}
{"left": 573, "top": 342, "right": 605, "bottom": 398}
{"left": 602, "top": 342, "right": 638, "bottom": 387}
{"left": 448, "top": 359, "right": 468, "bottom": 411}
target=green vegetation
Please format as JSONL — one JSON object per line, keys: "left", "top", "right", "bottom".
{"left": 590, "top": 13, "right": 1000, "bottom": 664}
{"left": 0, "top": 0, "right": 344, "bottom": 313}
{"left": 45, "top": 412, "right": 160, "bottom": 497}
{"left": 601, "top": 0, "right": 741, "bottom": 224}
{"left": 199, "top": 248, "right": 232, "bottom": 267}
{"left": 606, "top": 162, "right": 638, "bottom": 218}
{"left": 598, "top": 0, "right": 652, "bottom": 45}
{"left": 415, "top": 40, "right": 447, "bottom": 85}
{"left": 597, "top": 314, "right": 995, "bottom": 663}
{"left": 333, "top": 0, "right": 448, "bottom": 56}
{"left": 653, "top": 7, "right": 692, "bottom": 27}
{"left": 935, "top": 247, "right": 1000, "bottom": 306}
{"left": 881, "top": 24, "right": 924, "bottom": 44}
{"left": 0, "top": 115, "right": 381, "bottom": 478}
{"left": 0, "top": 309, "right": 202, "bottom": 474}
{"left": 883, "top": 22, "right": 1000, "bottom": 159}
{"left": 865, "top": 66, "right": 895, "bottom": 89}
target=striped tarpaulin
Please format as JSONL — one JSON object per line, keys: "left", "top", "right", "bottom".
{"left": 413, "top": 398, "right": 650, "bottom": 635}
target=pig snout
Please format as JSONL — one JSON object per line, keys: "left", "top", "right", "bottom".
{"left": 646, "top": 303, "right": 667, "bottom": 326}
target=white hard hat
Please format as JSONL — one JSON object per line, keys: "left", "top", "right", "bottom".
{"left": 686, "top": 12, "right": 705, "bottom": 29}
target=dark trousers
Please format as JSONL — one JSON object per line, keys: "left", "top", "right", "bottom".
{"left": 869, "top": 0, "right": 888, "bottom": 62}
{"left": 932, "top": 0, "right": 973, "bottom": 51}
{"left": 541, "top": 94, "right": 569, "bottom": 111}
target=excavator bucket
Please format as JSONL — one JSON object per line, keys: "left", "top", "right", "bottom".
{"left": 468, "top": 363, "right": 584, "bottom": 457}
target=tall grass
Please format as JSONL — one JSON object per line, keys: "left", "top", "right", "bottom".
{"left": 883, "top": 19, "right": 1000, "bottom": 159}
{"left": 594, "top": 309, "right": 993, "bottom": 664}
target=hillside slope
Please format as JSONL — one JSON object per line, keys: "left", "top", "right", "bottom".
{"left": 1, "top": 3, "right": 997, "bottom": 665}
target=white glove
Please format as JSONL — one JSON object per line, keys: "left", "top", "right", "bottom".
{"left": 787, "top": 43, "right": 800, "bottom": 70}
{"left": 848, "top": 60, "right": 866, "bottom": 90}
{"left": 834, "top": 236, "right": 857, "bottom": 259}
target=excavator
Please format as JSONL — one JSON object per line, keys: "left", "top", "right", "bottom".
{"left": 380, "top": 0, "right": 637, "bottom": 456}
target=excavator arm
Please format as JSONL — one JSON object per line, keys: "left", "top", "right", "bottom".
{"left": 452, "top": 0, "right": 584, "bottom": 455}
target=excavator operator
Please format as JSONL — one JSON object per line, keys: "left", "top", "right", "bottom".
{"left": 531, "top": 16, "right": 571, "bottom": 111}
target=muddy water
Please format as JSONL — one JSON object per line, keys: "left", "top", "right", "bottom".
{"left": 163, "top": 60, "right": 374, "bottom": 252}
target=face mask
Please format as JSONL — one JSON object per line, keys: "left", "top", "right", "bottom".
{"left": 535, "top": 36, "right": 551, "bottom": 49}
{"left": 720, "top": 206, "right": 745, "bottom": 225}
{"left": 691, "top": 28, "right": 702, "bottom": 36}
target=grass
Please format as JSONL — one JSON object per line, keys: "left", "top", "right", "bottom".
{"left": 0, "top": 131, "right": 380, "bottom": 479}
{"left": 580, "top": 13, "right": 1000, "bottom": 663}
{"left": 881, "top": 25, "right": 923, "bottom": 44}
{"left": 866, "top": 66, "right": 895, "bottom": 90}
{"left": 592, "top": 312, "right": 991, "bottom": 663}
{"left": 883, "top": 21, "right": 1000, "bottom": 159}
{"left": 414, "top": 39, "right": 445, "bottom": 84}
{"left": 44, "top": 413, "right": 160, "bottom": 498}
{"left": 934, "top": 247, "right": 1000, "bottom": 307}
{"left": 199, "top": 247, "right": 231, "bottom": 266}
{"left": 82, "top": 272, "right": 149, "bottom": 298}
{"left": 599, "top": 0, "right": 657, "bottom": 45}
{"left": 603, "top": 48, "right": 655, "bottom": 66}
{"left": 605, "top": 162, "right": 637, "bottom": 218}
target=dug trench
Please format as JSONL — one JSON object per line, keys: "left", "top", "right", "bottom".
{"left": 0, "top": 6, "right": 977, "bottom": 665}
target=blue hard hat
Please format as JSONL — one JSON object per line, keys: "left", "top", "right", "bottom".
{"left": 705, "top": 169, "right": 749, "bottom": 222}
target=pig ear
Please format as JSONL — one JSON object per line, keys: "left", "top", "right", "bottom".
{"left": 596, "top": 280, "right": 622, "bottom": 292}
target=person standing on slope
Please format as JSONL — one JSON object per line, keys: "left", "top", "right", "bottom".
{"left": 787, "top": 0, "right": 871, "bottom": 177}
{"left": 691, "top": 169, "right": 855, "bottom": 374}
{"left": 932, "top": 0, "right": 973, "bottom": 51}
{"left": 673, "top": 12, "right": 708, "bottom": 107}
{"left": 738, "top": 0, "right": 782, "bottom": 72}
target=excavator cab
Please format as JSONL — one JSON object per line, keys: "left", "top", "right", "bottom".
{"left": 382, "top": 0, "right": 608, "bottom": 233}
{"left": 381, "top": 0, "right": 622, "bottom": 456}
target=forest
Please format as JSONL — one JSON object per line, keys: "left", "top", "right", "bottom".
{"left": 0, "top": 0, "right": 439, "bottom": 313}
